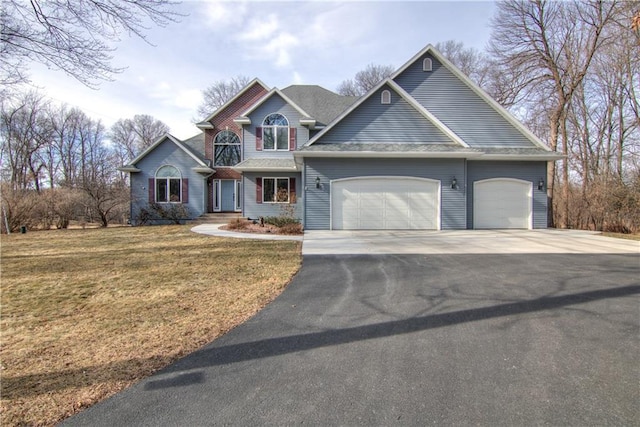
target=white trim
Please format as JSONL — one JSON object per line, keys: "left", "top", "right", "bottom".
{"left": 198, "top": 78, "right": 270, "bottom": 126}
{"left": 127, "top": 134, "right": 210, "bottom": 168}
{"left": 381, "top": 89, "right": 391, "bottom": 104}
{"left": 330, "top": 176, "right": 441, "bottom": 230}
{"left": 237, "top": 88, "right": 313, "bottom": 122}
{"left": 154, "top": 165, "right": 182, "bottom": 203}
{"left": 262, "top": 112, "right": 291, "bottom": 151}
{"left": 423, "top": 57, "right": 433, "bottom": 72}
{"left": 262, "top": 177, "right": 291, "bottom": 204}
{"left": 390, "top": 45, "right": 551, "bottom": 151}
{"left": 294, "top": 150, "right": 480, "bottom": 159}
{"left": 306, "top": 80, "right": 469, "bottom": 148}
{"left": 473, "top": 178, "right": 533, "bottom": 230}
{"left": 235, "top": 180, "right": 242, "bottom": 212}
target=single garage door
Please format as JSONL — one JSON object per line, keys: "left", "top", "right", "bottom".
{"left": 331, "top": 177, "right": 439, "bottom": 230}
{"left": 474, "top": 178, "right": 532, "bottom": 229}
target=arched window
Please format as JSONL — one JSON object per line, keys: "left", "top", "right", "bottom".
{"left": 155, "top": 165, "right": 182, "bottom": 202}
{"left": 262, "top": 113, "right": 289, "bottom": 150}
{"left": 423, "top": 57, "right": 433, "bottom": 72}
{"left": 214, "top": 130, "right": 241, "bottom": 166}
{"left": 381, "top": 89, "right": 391, "bottom": 104}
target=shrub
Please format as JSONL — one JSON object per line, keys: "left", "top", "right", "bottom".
{"left": 278, "top": 222, "right": 303, "bottom": 235}
{"left": 263, "top": 216, "right": 300, "bottom": 228}
{"left": 227, "top": 218, "right": 250, "bottom": 230}
{"left": 135, "top": 203, "right": 191, "bottom": 225}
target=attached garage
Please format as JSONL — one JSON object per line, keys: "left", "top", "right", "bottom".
{"left": 331, "top": 177, "right": 440, "bottom": 230}
{"left": 473, "top": 178, "right": 532, "bottom": 229}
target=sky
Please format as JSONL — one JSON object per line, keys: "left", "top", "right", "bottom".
{"left": 25, "top": 1, "right": 497, "bottom": 141}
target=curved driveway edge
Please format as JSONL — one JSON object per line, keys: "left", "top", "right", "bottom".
{"left": 191, "top": 223, "right": 303, "bottom": 241}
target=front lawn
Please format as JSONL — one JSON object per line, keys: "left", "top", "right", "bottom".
{"left": 0, "top": 225, "right": 301, "bottom": 426}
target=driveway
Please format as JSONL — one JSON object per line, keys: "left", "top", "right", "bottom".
{"left": 65, "top": 233, "right": 639, "bottom": 426}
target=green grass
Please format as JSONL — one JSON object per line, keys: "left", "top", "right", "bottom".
{"left": 1, "top": 225, "right": 301, "bottom": 426}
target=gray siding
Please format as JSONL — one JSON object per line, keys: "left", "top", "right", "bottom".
{"left": 130, "top": 138, "right": 206, "bottom": 224}
{"left": 317, "top": 84, "right": 452, "bottom": 144}
{"left": 243, "top": 172, "right": 303, "bottom": 220}
{"left": 466, "top": 161, "right": 548, "bottom": 229}
{"left": 243, "top": 94, "right": 309, "bottom": 159}
{"left": 394, "top": 53, "right": 535, "bottom": 148}
{"left": 304, "top": 158, "right": 465, "bottom": 230}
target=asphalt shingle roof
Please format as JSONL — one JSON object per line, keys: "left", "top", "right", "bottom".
{"left": 281, "top": 85, "right": 357, "bottom": 126}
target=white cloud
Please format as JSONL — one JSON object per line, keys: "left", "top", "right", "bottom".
{"left": 240, "top": 13, "right": 279, "bottom": 41}
{"left": 174, "top": 89, "right": 203, "bottom": 110}
{"left": 202, "top": 0, "right": 248, "bottom": 29}
{"left": 292, "top": 71, "right": 303, "bottom": 85}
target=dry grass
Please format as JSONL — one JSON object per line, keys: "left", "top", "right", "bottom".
{"left": 0, "top": 225, "right": 301, "bottom": 426}
{"left": 602, "top": 232, "right": 640, "bottom": 241}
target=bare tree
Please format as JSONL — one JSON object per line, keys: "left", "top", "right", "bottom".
{"left": 336, "top": 64, "right": 394, "bottom": 96}
{"left": 110, "top": 114, "right": 169, "bottom": 166}
{"left": 1, "top": 0, "right": 181, "bottom": 87}
{"left": 197, "top": 75, "right": 253, "bottom": 119}
{"left": 489, "top": 0, "right": 617, "bottom": 227}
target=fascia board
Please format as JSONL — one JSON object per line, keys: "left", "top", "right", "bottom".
{"left": 473, "top": 153, "right": 564, "bottom": 161}
{"left": 414, "top": 46, "right": 551, "bottom": 151}
{"left": 387, "top": 80, "right": 469, "bottom": 147}
{"left": 305, "top": 77, "right": 394, "bottom": 147}
{"left": 128, "top": 134, "right": 209, "bottom": 168}
{"left": 293, "top": 150, "right": 481, "bottom": 159}
{"left": 237, "top": 88, "right": 313, "bottom": 121}
{"left": 200, "top": 78, "right": 270, "bottom": 123}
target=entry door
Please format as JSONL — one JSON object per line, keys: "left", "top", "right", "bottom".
{"left": 221, "top": 180, "right": 235, "bottom": 212}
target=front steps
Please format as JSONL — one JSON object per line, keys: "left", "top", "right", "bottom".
{"left": 190, "top": 213, "right": 245, "bottom": 225}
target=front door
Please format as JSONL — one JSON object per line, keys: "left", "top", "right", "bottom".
{"left": 221, "top": 180, "right": 235, "bottom": 212}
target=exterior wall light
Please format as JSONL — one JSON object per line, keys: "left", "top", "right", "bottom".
{"left": 451, "top": 177, "right": 459, "bottom": 190}
{"left": 315, "top": 176, "right": 321, "bottom": 189}
{"left": 538, "top": 178, "right": 545, "bottom": 191}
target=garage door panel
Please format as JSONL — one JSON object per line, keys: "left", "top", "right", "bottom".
{"left": 332, "top": 177, "right": 439, "bottom": 230}
{"left": 474, "top": 179, "right": 532, "bottom": 229}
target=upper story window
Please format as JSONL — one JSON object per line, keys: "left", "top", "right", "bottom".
{"left": 423, "top": 58, "right": 433, "bottom": 72}
{"left": 155, "top": 165, "right": 182, "bottom": 202}
{"left": 214, "top": 130, "right": 241, "bottom": 166}
{"left": 262, "top": 113, "right": 290, "bottom": 150}
{"left": 381, "top": 90, "right": 391, "bottom": 104}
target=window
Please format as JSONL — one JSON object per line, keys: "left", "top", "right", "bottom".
{"left": 381, "top": 89, "right": 391, "bottom": 104}
{"left": 423, "top": 57, "right": 433, "bottom": 72}
{"left": 214, "top": 130, "right": 241, "bottom": 166}
{"left": 262, "top": 113, "right": 289, "bottom": 150}
{"left": 155, "top": 165, "right": 182, "bottom": 202}
{"left": 263, "top": 177, "right": 290, "bottom": 203}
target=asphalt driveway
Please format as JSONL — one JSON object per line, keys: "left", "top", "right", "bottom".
{"left": 65, "top": 236, "right": 639, "bottom": 425}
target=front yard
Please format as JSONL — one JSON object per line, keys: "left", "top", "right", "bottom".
{"left": 0, "top": 225, "right": 301, "bottom": 426}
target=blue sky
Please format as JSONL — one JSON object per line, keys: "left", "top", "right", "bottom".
{"left": 26, "top": 1, "right": 496, "bottom": 140}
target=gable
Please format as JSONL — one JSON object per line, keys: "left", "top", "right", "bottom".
{"left": 135, "top": 137, "right": 204, "bottom": 172}
{"left": 315, "top": 84, "right": 454, "bottom": 145}
{"left": 393, "top": 52, "right": 536, "bottom": 148}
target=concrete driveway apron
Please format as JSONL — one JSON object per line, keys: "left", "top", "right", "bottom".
{"left": 65, "top": 231, "right": 639, "bottom": 426}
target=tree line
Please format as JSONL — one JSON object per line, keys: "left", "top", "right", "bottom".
{"left": 0, "top": 91, "right": 168, "bottom": 232}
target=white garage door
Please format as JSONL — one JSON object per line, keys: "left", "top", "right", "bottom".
{"left": 331, "top": 177, "right": 439, "bottom": 230}
{"left": 474, "top": 178, "right": 532, "bottom": 229}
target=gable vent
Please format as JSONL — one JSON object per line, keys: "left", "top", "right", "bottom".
{"left": 381, "top": 89, "right": 391, "bottom": 104}
{"left": 423, "top": 57, "right": 433, "bottom": 72}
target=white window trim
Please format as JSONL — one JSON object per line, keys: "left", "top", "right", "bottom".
{"left": 155, "top": 165, "right": 182, "bottom": 203}
{"left": 262, "top": 113, "right": 290, "bottom": 152}
{"left": 262, "top": 177, "right": 290, "bottom": 203}
{"left": 381, "top": 89, "right": 391, "bottom": 104}
{"left": 213, "top": 130, "right": 241, "bottom": 167}
{"left": 423, "top": 57, "right": 433, "bottom": 72}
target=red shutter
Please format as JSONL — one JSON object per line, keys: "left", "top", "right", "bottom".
{"left": 289, "top": 177, "right": 296, "bottom": 204}
{"left": 256, "top": 127, "right": 263, "bottom": 151}
{"left": 256, "top": 177, "right": 262, "bottom": 204}
{"left": 289, "top": 127, "right": 296, "bottom": 151}
{"left": 182, "top": 178, "right": 189, "bottom": 203}
{"left": 148, "top": 178, "right": 155, "bottom": 203}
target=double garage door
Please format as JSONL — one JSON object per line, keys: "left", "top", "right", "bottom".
{"left": 331, "top": 177, "right": 439, "bottom": 230}
{"left": 330, "top": 176, "right": 533, "bottom": 230}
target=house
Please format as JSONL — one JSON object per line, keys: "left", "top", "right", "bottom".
{"left": 120, "top": 44, "right": 561, "bottom": 230}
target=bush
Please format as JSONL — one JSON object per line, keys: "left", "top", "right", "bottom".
{"left": 135, "top": 203, "right": 191, "bottom": 225}
{"left": 262, "top": 216, "right": 300, "bottom": 228}
{"left": 227, "top": 218, "right": 250, "bottom": 230}
{"left": 278, "top": 222, "right": 303, "bottom": 235}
